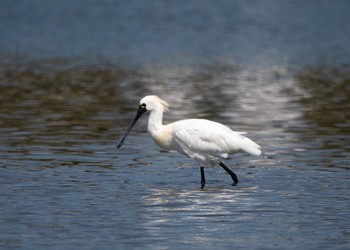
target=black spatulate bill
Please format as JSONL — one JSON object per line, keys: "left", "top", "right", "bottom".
{"left": 116, "top": 104, "right": 147, "bottom": 149}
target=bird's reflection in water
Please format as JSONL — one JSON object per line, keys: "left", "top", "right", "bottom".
{"left": 141, "top": 186, "right": 261, "bottom": 225}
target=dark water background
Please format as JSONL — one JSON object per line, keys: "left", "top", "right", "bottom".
{"left": 0, "top": 1, "right": 350, "bottom": 249}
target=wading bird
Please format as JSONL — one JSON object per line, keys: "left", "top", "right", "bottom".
{"left": 117, "top": 95, "right": 261, "bottom": 188}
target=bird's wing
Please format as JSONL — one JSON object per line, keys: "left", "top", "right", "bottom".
{"left": 172, "top": 119, "right": 235, "bottom": 159}
{"left": 172, "top": 119, "right": 261, "bottom": 158}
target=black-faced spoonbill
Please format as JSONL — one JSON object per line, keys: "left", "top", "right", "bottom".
{"left": 117, "top": 95, "right": 261, "bottom": 188}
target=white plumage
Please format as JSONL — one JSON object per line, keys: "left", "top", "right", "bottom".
{"left": 117, "top": 95, "right": 261, "bottom": 188}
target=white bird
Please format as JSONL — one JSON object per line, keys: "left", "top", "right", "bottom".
{"left": 117, "top": 95, "right": 261, "bottom": 188}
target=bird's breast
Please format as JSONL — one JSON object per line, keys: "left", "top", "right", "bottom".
{"left": 150, "top": 126, "right": 173, "bottom": 150}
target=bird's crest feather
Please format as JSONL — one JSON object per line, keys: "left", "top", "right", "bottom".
{"left": 157, "top": 96, "right": 170, "bottom": 112}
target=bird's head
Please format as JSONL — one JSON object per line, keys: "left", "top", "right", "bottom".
{"left": 139, "top": 95, "right": 169, "bottom": 113}
{"left": 116, "top": 95, "right": 169, "bottom": 149}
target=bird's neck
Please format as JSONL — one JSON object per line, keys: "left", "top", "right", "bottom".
{"left": 147, "top": 110, "right": 164, "bottom": 136}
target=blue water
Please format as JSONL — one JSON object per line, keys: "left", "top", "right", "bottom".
{"left": 0, "top": 1, "right": 350, "bottom": 249}
{"left": 1, "top": 0, "right": 350, "bottom": 66}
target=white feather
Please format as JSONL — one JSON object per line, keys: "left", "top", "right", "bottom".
{"left": 139, "top": 96, "right": 261, "bottom": 165}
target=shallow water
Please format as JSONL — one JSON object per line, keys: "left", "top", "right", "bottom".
{"left": 1, "top": 1, "right": 350, "bottom": 249}
{"left": 1, "top": 63, "right": 349, "bottom": 249}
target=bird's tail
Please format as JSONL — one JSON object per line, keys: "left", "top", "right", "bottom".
{"left": 238, "top": 135, "right": 261, "bottom": 156}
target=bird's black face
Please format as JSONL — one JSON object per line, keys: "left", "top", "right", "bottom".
{"left": 116, "top": 103, "right": 147, "bottom": 149}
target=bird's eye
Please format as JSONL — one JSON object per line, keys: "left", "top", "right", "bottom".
{"left": 140, "top": 103, "right": 147, "bottom": 109}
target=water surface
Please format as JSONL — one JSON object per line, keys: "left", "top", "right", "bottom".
{"left": 0, "top": 1, "right": 350, "bottom": 249}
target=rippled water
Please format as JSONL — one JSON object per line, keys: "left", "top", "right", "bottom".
{"left": 1, "top": 62, "right": 349, "bottom": 249}
{"left": 1, "top": 1, "right": 350, "bottom": 249}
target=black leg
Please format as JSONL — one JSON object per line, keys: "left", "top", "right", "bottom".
{"left": 200, "top": 166, "right": 206, "bottom": 189}
{"left": 219, "top": 162, "right": 238, "bottom": 186}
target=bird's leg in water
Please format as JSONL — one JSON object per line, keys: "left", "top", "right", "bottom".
{"left": 219, "top": 162, "right": 238, "bottom": 186}
{"left": 200, "top": 166, "right": 206, "bottom": 189}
